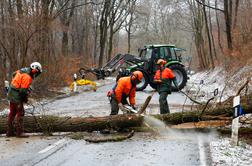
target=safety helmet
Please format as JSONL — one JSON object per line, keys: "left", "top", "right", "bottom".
{"left": 30, "top": 62, "right": 42, "bottom": 73}
{"left": 156, "top": 59, "right": 167, "bottom": 65}
{"left": 132, "top": 71, "right": 143, "bottom": 81}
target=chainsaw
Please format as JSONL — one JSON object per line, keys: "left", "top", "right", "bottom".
{"left": 121, "top": 91, "right": 156, "bottom": 116}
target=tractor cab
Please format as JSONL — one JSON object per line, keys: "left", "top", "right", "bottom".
{"left": 139, "top": 44, "right": 180, "bottom": 61}
{"left": 138, "top": 45, "right": 182, "bottom": 75}
{"left": 133, "top": 44, "right": 188, "bottom": 91}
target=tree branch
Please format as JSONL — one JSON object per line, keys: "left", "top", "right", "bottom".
{"left": 195, "top": 0, "right": 224, "bottom": 12}
{"left": 53, "top": 1, "right": 102, "bottom": 19}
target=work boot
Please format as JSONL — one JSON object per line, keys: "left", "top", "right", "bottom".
{"left": 16, "top": 133, "right": 29, "bottom": 138}
{"left": 6, "top": 122, "right": 15, "bottom": 137}
{"left": 6, "top": 131, "right": 15, "bottom": 137}
{"left": 16, "top": 122, "right": 29, "bottom": 138}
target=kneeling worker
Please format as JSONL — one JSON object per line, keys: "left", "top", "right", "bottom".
{"left": 154, "top": 59, "right": 178, "bottom": 114}
{"left": 108, "top": 71, "right": 143, "bottom": 115}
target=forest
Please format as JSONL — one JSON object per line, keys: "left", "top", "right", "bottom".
{"left": 0, "top": 0, "right": 251, "bottom": 96}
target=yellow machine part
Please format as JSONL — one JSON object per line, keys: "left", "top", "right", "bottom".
{"left": 70, "top": 79, "right": 97, "bottom": 91}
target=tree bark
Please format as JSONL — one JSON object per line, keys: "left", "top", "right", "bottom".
{"left": 215, "top": 0, "right": 224, "bottom": 54}
{"left": 16, "top": 0, "right": 23, "bottom": 19}
{"left": 1, "top": 101, "right": 252, "bottom": 134}
{"left": 99, "top": 0, "right": 111, "bottom": 67}
{"left": 224, "top": 0, "right": 233, "bottom": 49}
{"left": 0, "top": 114, "right": 143, "bottom": 134}
{"left": 202, "top": 0, "right": 214, "bottom": 68}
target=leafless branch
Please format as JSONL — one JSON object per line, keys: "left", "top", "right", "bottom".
{"left": 195, "top": 0, "right": 224, "bottom": 12}
{"left": 53, "top": 1, "right": 102, "bottom": 19}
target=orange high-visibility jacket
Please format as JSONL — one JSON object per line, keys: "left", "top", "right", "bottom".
{"left": 114, "top": 76, "right": 136, "bottom": 105}
{"left": 8, "top": 68, "right": 33, "bottom": 103}
{"left": 154, "top": 68, "right": 175, "bottom": 80}
{"left": 154, "top": 67, "right": 175, "bottom": 93}
{"left": 11, "top": 70, "right": 33, "bottom": 89}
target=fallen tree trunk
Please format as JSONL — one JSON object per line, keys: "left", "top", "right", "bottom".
{"left": 0, "top": 115, "right": 143, "bottom": 134}
{"left": 154, "top": 103, "right": 252, "bottom": 125}
{"left": 0, "top": 102, "right": 251, "bottom": 134}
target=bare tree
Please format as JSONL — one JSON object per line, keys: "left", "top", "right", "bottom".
{"left": 99, "top": 0, "right": 111, "bottom": 67}
{"left": 58, "top": 0, "right": 76, "bottom": 56}
{"left": 107, "top": 0, "right": 130, "bottom": 62}
{"left": 125, "top": 0, "right": 137, "bottom": 53}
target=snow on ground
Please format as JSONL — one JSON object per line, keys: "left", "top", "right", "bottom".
{"left": 187, "top": 65, "right": 252, "bottom": 102}
{"left": 210, "top": 137, "right": 252, "bottom": 166}
{"left": 188, "top": 67, "right": 252, "bottom": 166}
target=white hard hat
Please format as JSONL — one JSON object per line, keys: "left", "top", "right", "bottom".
{"left": 30, "top": 62, "right": 42, "bottom": 73}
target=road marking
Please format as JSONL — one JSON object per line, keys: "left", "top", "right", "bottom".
{"left": 38, "top": 139, "right": 66, "bottom": 154}
{"left": 198, "top": 137, "right": 207, "bottom": 166}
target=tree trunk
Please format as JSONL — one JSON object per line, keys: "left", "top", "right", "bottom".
{"left": 107, "top": 24, "right": 114, "bottom": 62}
{"left": 1, "top": 101, "right": 252, "bottom": 134}
{"left": 202, "top": 0, "right": 214, "bottom": 68}
{"left": 99, "top": 0, "right": 111, "bottom": 67}
{"left": 224, "top": 0, "right": 233, "bottom": 50}
{"left": 215, "top": 0, "right": 224, "bottom": 54}
{"left": 233, "top": 0, "right": 239, "bottom": 29}
{"left": 0, "top": 114, "right": 143, "bottom": 134}
{"left": 16, "top": 0, "right": 23, "bottom": 19}
{"left": 62, "top": 31, "right": 69, "bottom": 56}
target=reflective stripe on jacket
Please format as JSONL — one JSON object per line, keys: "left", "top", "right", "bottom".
{"left": 114, "top": 76, "right": 136, "bottom": 105}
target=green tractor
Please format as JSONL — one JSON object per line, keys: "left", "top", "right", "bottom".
{"left": 126, "top": 44, "right": 188, "bottom": 91}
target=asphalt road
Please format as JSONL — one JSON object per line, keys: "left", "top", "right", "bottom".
{"left": 42, "top": 78, "right": 193, "bottom": 117}
{"left": 0, "top": 78, "right": 215, "bottom": 166}
{"left": 0, "top": 131, "right": 214, "bottom": 166}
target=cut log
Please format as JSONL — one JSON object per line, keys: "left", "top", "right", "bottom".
{"left": 0, "top": 115, "right": 143, "bottom": 134}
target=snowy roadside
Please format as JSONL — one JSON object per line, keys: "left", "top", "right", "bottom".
{"left": 186, "top": 65, "right": 252, "bottom": 102}
{"left": 210, "top": 137, "right": 252, "bottom": 166}
{"left": 188, "top": 67, "right": 252, "bottom": 166}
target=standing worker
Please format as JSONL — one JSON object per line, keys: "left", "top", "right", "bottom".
{"left": 108, "top": 71, "right": 143, "bottom": 115}
{"left": 6, "top": 62, "right": 42, "bottom": 137}
{"left": 154, "top": 59, "right": 178, "bottom": 114}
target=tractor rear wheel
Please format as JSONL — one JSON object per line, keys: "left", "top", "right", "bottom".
{"left": 169, "top": 64, "right": 187, "bottom": 91}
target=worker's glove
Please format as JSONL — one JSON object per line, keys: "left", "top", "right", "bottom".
{"left": 118, "top": 103, "right": 128, "bottom": 114}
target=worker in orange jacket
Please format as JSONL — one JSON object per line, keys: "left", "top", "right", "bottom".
{"left": 108, "top": 71, "right": 143, "bottom": 115}
{"left": 6, "top": 62, "right": 42, "bottom": 137}
{"left": 154, "top": 59, "right": 178, "bottom": 114}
